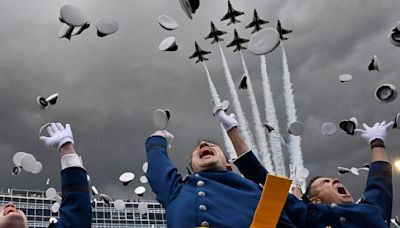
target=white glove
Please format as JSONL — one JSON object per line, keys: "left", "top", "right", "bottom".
{"left": 151, "top": 130, "right": 174, "bottom": 149}
{"left": 211, "top": 100, "right": 238, "bottom": 131}
{"left": 355, "top": 121, "right": 393, "bottom": 143}
{"left": 40, "top": 123, "right": 74, "bottom": 152}
{"left": 289, "top": 164, "right": 309, "bottom": 187}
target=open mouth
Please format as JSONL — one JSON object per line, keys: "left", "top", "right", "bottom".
{"left": 199, "top": 149, "right": 215, "bottom": 159}
{"left": 337, "top": 186, "right": 347, "bottom": 195}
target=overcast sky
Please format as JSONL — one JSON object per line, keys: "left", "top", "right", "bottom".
{"left": 0, "top": 0, "right": 399, "bottom": 217}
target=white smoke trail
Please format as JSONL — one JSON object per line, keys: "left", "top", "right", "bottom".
{"left": 217, "top": 44, "right": 256, "bottom": 158}
{"left": 281, "top": 45, "right": 303, "bottom": 169}
{"left": 260, "top": 55, "right": 287, "bottom": 176}
{"left": 202, "top": 63, "right": 236, "bottom": 159}
{"left": 239, "top": 52, "right": 273, "bottom": 172}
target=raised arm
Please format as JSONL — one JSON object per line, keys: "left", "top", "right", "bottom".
{"left": 40, "top": 123, "right": 91, "bottom": 228}
{"left": 355, "top": 121, "right": 393, "bottom": 221}
{"left": 145, "top": 130, "right": 182, "bottom": 207}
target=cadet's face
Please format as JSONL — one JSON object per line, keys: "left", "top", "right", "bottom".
{"left": 191, "top": 141, "right": 231, "bottom": 172}
{"left": 311, "top": 178, "right": 353, "bottom": 204}
{"left": 0, "top": 203, "right": 28, "bottom": 228}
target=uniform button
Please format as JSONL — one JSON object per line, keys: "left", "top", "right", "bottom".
{"left": 199, "top": 204, "right": 207, "bottom": 211}
{"left": 198, "top": 191, "right": 206, "bottom": 197}
{"left": 200, "top": 221, "right": 210, "bottom": 227}
{"left": 339, "top": 217, "right": 346, "bottom": 223}
{"left": 194, "top": 174, "right": 200, "bottom": 177}
{"left": 197, "top": 180, "right": 205, "bottom": 187}
{"left": 330, "top": 203, "right": 337, "bottom": 208}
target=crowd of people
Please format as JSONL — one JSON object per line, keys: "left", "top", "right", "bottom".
{"left": 0, "top": 102, "right": 394, "bottom": 227}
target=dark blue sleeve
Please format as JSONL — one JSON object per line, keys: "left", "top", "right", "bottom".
{"left": 282, "top": 194, "right": 309, "bottom": 228}
{"left": 233, "top": 151, "right": 269, "bottom": 186}
{"left": 145, "top": 136, "right": 182, "bottom": 207}
{"left": 57, "top": 167, "right": 91, "bottom": 228}
{"left": 362, "top": 161, "right": 392, "bottom": 221}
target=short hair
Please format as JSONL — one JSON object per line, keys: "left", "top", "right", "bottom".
{"left": 304, "top": 176, "right": 323, "bottom": 198}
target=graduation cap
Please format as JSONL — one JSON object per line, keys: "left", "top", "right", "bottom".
{"left": 113, "top": 199, "right": 126, "bottom": 211}
{"left": 237, "top": 74, "right": 247, "bottom": 90}
{"left": 100, "top": 194, "right": 112, "bottom": 207}
{"left": 142, "top": 162, "right": 148, "bottom": 173}
{"left": 12, "top": 166, "right": 22, "bottom": 175}
{"left": 134, "top": 186, "right": 146, "bottom": 197}
{"left": 95, "top": 16, "right": 119, "bottom": 37}
{"left": 137, "top": 202, "right": 148, "bottom": 215}
{"left": 91, "top": 186, "right": 99, "bottom": 196}
{"left": 263, "top": 122, "right": 275, "bottom": 133}
{"left": 388, "top": 21, "right": 400, "bottom": 47}
{"left": 37, "top": 96, "right": 48, "bottom": 109}
{"left": 339, "top": 117, "right": 358, "bottom": 136}
{"left": 48, "top": 217, "right": 58, "bottom": 228}
{"left": 51, "top": 202, "right": 60, "bottom": 213}
{"left": 153, "top": 109, "right": 171, "bottom": 130}
{"left": 139, "top": 176, "right": 148, "bottom": 184}
{"left": 321, "top": 122, "right": 337, "bottom": 136}
{"left": 248, "top": 28, "right": 281, "bottom": 55}
{"left": 59, "top": 5, "right": 88, "bottom": 27}
{"left": 46, "top": 187, "right": 57, "bottom": 200}
{"left": 393, "top": 113, "right": 400, "bottom": 129}
{"left": 158, "top": 15, "right": 178, "bottom": 31}
{"left": 37, "top": 94, "right": 59, "bottom": 109}
{"left": 368, "top": 55, "right": 380, "bottom": 71}
{"left": 338, "top": 165, "right": 369, "bottom": 176}
{"left": 178, "top": 0, "right": 200, "bottom": 20}
{"left": 288, "top": 121, "right": 304, "bottom": 136}
{"left": 338, "top": 74, "right": 352, "bottom": 83}
{"left": 58, "top": 5, "right": 88, "bottom": 40}
{"left": 159, "top": 36, "right": 178, "bottom": 51}
{"left": 375, "top": 84, "right": 397, "bottom": 103}
{"left": 119, "top": 172, "right": 135, "bottom": 186}
{"left": 358, "top": 163, "right": 369, "bottom": 172}
{"left": 391, "top": 216, "right": 400, "bottom": 228}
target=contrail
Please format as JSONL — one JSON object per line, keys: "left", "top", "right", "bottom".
{"left": 260, "top": 55, "right": 287, "bottom": 176}
{"left": 217, "top": 44, "right": 257, "bottom": 159}
{"left": 239, "top": 51, "right": 273, "bottom": 172}
{"left": 202, "top": 63, "right": 236, "bottom": 159}
{"left": 281, "top": 44, "right": 303, "bottom": 169}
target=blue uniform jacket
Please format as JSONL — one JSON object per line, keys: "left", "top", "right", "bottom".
{"left": 234, "top": 151, "right": 393, "bottom": 228}
{"left": 57, "top": 166, "right": 92, "bottom": 228}
{"left": 145, "top": 136, "right": 295, "bottom": 228}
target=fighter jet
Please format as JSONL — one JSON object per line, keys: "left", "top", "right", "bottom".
{"left": 226, "top": 29, "right": 249, "bottom": 52}
{"left": 276, "top": 20, "right": 292, "bottom": 40}
{"left": 221, "top": 1, "right": 244, "bottom": 26}
{"left": 205, "top": 21, "right": 227, "bottom": 44}
{"left": 245, "top": 9, "right": 269, "bottom": 33}
{"left": 189, "top": 42, "right": 211, "bottom": 63}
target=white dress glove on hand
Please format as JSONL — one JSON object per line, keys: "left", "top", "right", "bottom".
{"left": 151, "top": 130, "right": 174, "bottom": 149}
{"left": 355, "top": 121, "right": 393, "bottom": 143}
{"left": 212, "top": 99, "right": 238, "bottom": 131}
{"left": 289, "top": 164, "right": 309, "bottom": 187}
{"left": 40, "top": 123, "right": 74, "bottom": 152}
